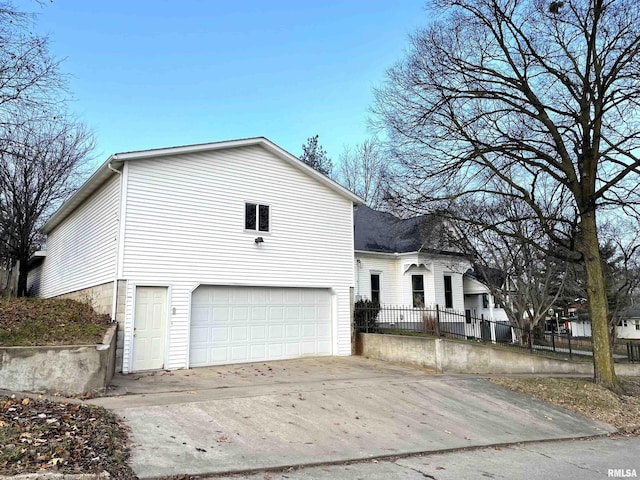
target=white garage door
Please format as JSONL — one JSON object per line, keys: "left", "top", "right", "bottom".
{"left": 189, "top": 286, "right": 332, "bottom": 367}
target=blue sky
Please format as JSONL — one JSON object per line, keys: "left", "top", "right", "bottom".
{"left": 35, "top": 1, "right": 426, "bottom": 169}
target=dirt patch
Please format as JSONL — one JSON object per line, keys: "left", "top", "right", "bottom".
{"left": 489, "top": 376, "right": 640, "bottom": 435}
{"left": 0, "top": 395, "right": 135, "bottom": 478}
{"left": 0, "top": 297, "right": 110, "bottom": 346}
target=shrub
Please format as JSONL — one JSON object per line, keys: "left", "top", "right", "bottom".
{"left": 421, "top": 314, "right": 439, "bottom": 335}
{"left": 354, "top": 299, "right": 380, "bottom": 333}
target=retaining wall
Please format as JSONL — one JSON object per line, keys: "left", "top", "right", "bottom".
{"left": 0, "top": 325, "right": 117, "bottom": 395}
{"left": 357, "top": 333, "right": 640, "bottom": 376}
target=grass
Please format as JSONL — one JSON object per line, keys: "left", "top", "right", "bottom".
{"left": 0, "top": 297, "right": 111, "bottom": 346}
{"left": 490, "top": 376, "right": 640, "bottom": 435}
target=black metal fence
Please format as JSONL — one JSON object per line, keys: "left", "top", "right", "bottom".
{"left": 354, "top": 303, "right": 602, "bottom": 360}
{"left": 628, "top": 342, "right": 640, "bottom": 363}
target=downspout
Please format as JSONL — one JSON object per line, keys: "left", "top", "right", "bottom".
{"left": 108, "top": 157, "right": 122, "bottom": 323}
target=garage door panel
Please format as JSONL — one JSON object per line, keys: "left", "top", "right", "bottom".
{"left": 231, "top": 326, "right": 248, "bottom": 341}
{"left": 190, "top": 286, "right": 332, "bottom": 367}
{"left": 285, "top": 325, "right": 300, "bottom": 338}
{"left": 251, "top": 326, "right": 266, "bottom": 340}
{"left": 269, "top": 325, "right": 283, "bottom": 339}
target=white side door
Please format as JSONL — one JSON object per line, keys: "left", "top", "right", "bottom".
{"left": 132, "top": 286, "right": 168, "bottom": 371}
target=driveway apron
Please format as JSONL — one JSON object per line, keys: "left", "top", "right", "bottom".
{"left": 87, "top": 357, "right": 615, "bottom": 479}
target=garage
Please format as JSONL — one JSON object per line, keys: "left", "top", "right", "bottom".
{"left": 189, "top": 286, "right": 332, "bottom": 367}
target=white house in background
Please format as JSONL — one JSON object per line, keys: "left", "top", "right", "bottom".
{"left": 27, "top": 137, "right": 361, "bottom": 373}
{"left": 353, "top": 206, "right": 509, "bottom": 337}
{"left": 617, "top": 305, "right": 640, "bottom": 340}
{"left": 462, "top": 272, "right": 510, "bottom": 324}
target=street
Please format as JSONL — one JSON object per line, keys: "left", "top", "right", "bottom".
{"left": 214, "top": 436, "right": 639, "bottom": 480}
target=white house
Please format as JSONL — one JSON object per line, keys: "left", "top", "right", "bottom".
{"left": 462, "top": 273, "right": 510, "bottom": 324}
{"left": 354, "top": 206, "right": 512, "bottom": 338}
{"left": 354, "top": 206, "right": 469, "bottom": 309}
{"left": 617, "top": 305, "right": 640, "bottom": 340}
{"left": 28, "top": 137, "right": 361, "bottom": 373}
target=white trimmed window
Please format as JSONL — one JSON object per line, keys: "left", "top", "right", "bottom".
{"left": 245, "top": 203, "right": 270, "bottom": 232}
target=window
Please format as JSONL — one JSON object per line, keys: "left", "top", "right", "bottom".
{"left": 370, "top": 273, "right": 380, "bottom": 303}
{"left": 412, "top": 275, "right": 424, "bottom": 308}
{"left": 636, "top": 321, "right": 640, "bottom": 331}
{"left": 482, "top": 294, "right": 489, "bottom": 309}
{"left": 622, "top": 320, "right": 629, "bottom": 328}
{"left": 444, "top": 275, "right": 453, "bottom": 309}
{"left": 245, "top": 203, "right": 269, "bottom": 232}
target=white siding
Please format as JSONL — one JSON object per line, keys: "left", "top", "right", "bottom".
{"left": 40, "top": 175, "right": 120, "bottom": 298}
{"left": 26, "top": 264, "right": 42, "bottom": 296}
{"left": 617, "top": 320, "right": 640, "bottom": 340}
{"left": 432, "top": 257, "right": 468, "bottom": 311}
{"left": 355, "top": 255, "right": 402, "bottom": 304}
{"left": 120, "top": 145, "right": 355, "bottom": 371}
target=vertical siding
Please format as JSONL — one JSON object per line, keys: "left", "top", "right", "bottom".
{"left": 40, "top": 175, "right": 120, "bottom": 298}
{"left": 120, "top": 145, "right": 355, "bottom": 371}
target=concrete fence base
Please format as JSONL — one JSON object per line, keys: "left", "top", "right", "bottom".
{"left": 357, "top": 333, "right": 640, "bottom": 376}
{"left": 0, "top": 325, "right": 117, "bottom": 396}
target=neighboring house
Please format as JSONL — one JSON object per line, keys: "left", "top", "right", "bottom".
{"left": 353, "top": 206, "right": 509, "bottom": 338}
{"left": 27, "top": 137, "right": 361, "bottom": 373}
{"left": 617, "top": 304, "right": 640, "bottom": 340}
{"left": 462, "top": 272, "right": 509, "bottom": 324}
{"left": 354, "top": 205, "right": 468, "bottom": 309}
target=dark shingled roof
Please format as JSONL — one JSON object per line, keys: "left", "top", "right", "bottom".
{"left": 354, "top": 205, "right": 459, "bottom": 254}
{"left": 621, "top": 304, "right": 640, "bottom": 319}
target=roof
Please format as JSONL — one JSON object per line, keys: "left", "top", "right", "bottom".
{"left": 353, "top": 205, "right": 462, "bottom": 255}
{"left": 620, "top": 304, "right": 640, "bottom": 319}
{"left": 466, "top": 265, "right": 505, "bottom": 289}
{"left": 42, "top": 137, "right": 362, "bottom": 233}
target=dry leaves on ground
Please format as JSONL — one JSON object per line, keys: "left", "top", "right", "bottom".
{"left": 489, "top": 376, "right": 640, "bottom": 435}
{"left": 0, "top": 395, "right": 136, "bottom": 478}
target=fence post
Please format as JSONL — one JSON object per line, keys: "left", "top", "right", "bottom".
{"left": 435, "top": 305, "right": 441, "bottom": 336}
{"left": 551, "top": 331, "right": 556, "bottom": 352}
{"left": 528, "top": 327, "right": 533, "bottom": 352}
{"left": 567, "top": 330, "right": 572, "bottom": 358}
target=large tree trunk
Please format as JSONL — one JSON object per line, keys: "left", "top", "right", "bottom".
{"left": 579, "top": 211, "right": 619, "bottom": 391}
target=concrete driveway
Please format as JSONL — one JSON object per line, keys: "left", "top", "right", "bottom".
{"left": 88, "top": 356, "right": 615, "bottom": 479}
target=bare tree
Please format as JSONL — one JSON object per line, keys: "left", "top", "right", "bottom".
{"left": 0, "top": 2, "right": 63, "bottom": 124}
{"left": 459, "top": 201, "right": 569, "bottom": 344}
{"left": 0, "top": 2, "right": 94, "bottom": 296}
{"left": 337, "top": 138, "right": 389, "bottom": 209}
{"left": 299, "top": 135, "right": 332, "bottom": 176}
{"left": 373, "top": 0, "right": 640, "bottom": 390}
{"left": 0, "top": 115, "right": 94, "bottom": 296}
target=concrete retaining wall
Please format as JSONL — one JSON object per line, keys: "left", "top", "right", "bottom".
{"left": 0, "top": 325, "right": 117, "bottom": 395}
{"left": 52, "top": 280, "right": 127, "bottom": 373}
{"left": 358, "top": 333, "right": 640, "bottom": 376}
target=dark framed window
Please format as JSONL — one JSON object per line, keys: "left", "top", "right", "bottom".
{"left": 482, "top": 293, "right": 489, "bottom": 309}
{"left": 636, "top": 322, "right": 640, "bottom": 331}
{"left": 444, "top": 275, "right": 453, "bottom": 309}
{"left": 412, "top": 275, "right": 424, "bottom": 308}
{"left": 371, "top": 273, "right": 380, "bottom": 304}
{"left": 245, "top": 202, "right": 269, "bottom": 232}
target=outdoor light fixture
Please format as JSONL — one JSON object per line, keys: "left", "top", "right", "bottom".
{"left": 254, "top": 237, "right": 264, "bottom": 244}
